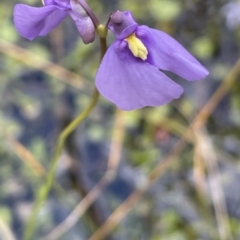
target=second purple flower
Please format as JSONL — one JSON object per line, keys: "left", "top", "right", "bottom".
{"left": 14, "top": 0, "right": 95, "bottom": 43}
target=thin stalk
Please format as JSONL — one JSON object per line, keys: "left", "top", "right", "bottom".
{"left": 23, "top": 33, "right": 108, "bottom": 240}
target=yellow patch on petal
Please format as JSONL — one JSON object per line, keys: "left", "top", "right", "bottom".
{"left": 125, "top": 33, "right": 148, "bottom": 60}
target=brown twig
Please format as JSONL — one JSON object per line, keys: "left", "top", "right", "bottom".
{"left": 42, "top": 109, "right": 125, "bottom": 240}
{"left": 88, "top": 57, "right": 240, "bottom": 240}
{"left": 88, "top": 137, "right": 187, "bottom": 240}
{"left": 193, "top": 57, "right": 240, "bottom": 128}
{"left": 194, "top": 127, "right": 233, "bottom": 240}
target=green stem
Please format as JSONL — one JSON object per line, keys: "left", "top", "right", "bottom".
{"left": 23, "top": 34, "right": 107, "bottom": 240}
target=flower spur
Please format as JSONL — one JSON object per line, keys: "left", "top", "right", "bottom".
{"left": 95, "top": 11, "right": 209, "bottom": 111}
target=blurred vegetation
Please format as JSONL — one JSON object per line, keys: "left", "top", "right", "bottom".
{"left": 0, "top": 0, "right": 240, "bottom": 240}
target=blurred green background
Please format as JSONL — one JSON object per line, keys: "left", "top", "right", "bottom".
{"left": 1, "top": 0, "right": 240, "bottom": 239}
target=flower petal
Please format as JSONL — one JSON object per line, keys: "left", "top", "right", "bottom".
{"left": 95, "top": 41, "right": 183, "bottom": 111}
{"left": 53, "top": 0, "right": 71, "bottom": 9}
{"left": 14, "top": 4, "right": 67, "bottom": 40}
{"left": 68, "top": 0, "right": 95, "bottom": 44}
{"left": 136, "top": 26, "right": 209, "bottom": 81}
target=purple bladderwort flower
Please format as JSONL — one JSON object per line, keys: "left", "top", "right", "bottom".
{"left": 13, "top": 0, "right": 95, "bottom": 43}
{"left": 96, "top": 11, "right": 209, "bottom": 111}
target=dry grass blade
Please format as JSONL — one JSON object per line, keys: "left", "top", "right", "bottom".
{"left": 1, "top": 125, "right": 66, "bottom": 197}
{"left": 193, "top": 57, "right": 240, "bottom": 127}
{"left": 0, "top": 39, "right": 92, "bottom": 91}
{"left": 193, "top": 142, "right": 207, "bottom": 198}
{"left": 6, "top": 137, "right": 46, "bottom": 177}
{"left": 42, "top": 109, "right": 125, "bottom": 240}
{"left": 89, "top": 138, "right": 187, "bottom": 240}
{"left": 2, "top": 132, "right": 64, "bottom": 193}
{"left": 0, "top": 123, "right": 46, "bottom": 177}
{"left": 0, "top": 218, "right": 16, "bottom": 240}
{"left": 194, "top": 127, "right": 233, "bottom": 240}
{"left": 88, "top": 57, "right": 240, "bottom": 240}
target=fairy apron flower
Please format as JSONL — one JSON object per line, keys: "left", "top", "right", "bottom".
{"left": 13, "top": 0, "right": 95, "bottom": 43}
{"left": 96, "top": 11, "right": 209, "bottom": 111}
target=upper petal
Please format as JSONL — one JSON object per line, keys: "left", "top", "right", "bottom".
{"left": 136, "top": 26, "right": 209, "bottom": 81}
{"left": 68, "top": 0, "right": 95, "bottom": 44}
{"left": 14, "top": 4, "right": 67, "bottom": 40}
{"left": 95, "top": 41, "right": 183, "bottom": 111}
{"left": 108, "top": 11, "right": 138, "bottom": 40}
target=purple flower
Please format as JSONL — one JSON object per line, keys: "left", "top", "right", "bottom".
{"left": 13, "top": 0, "right": 95, "bottom": 43}
{"left": 96, "top": 11, "right": 209, "bottom": 111}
